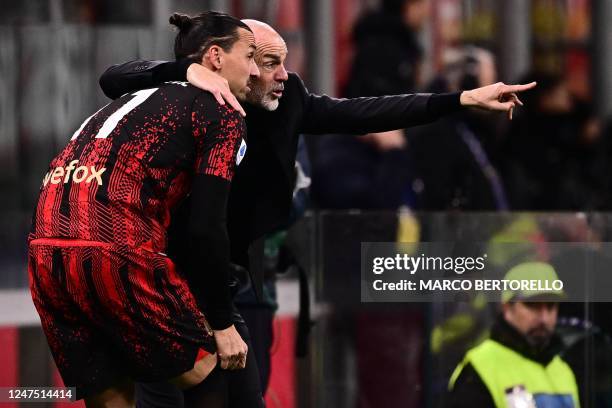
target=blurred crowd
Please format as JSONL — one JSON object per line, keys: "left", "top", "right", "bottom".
{"left": 311, "top": 0, "right": 611, "bottom": 213}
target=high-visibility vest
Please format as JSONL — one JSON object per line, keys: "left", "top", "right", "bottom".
{"left": 449, "top": 339, "right": 579, "bottom": 408}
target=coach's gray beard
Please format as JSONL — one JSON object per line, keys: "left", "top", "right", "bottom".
{"left": 247, "top": 84, "right": 280, "bottom": 111}
{"left": 261, "top": 97, "right": 279, "bottom": 111}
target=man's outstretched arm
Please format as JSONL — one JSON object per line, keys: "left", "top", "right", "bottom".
{"left": 299, "top": 85, "right": 462, "bottom": 135}
{"left": 298, "top": 75, "right": 536, "bottom": 135}
{"left": 99, "top": 59, "right": 533, "bottom": 130}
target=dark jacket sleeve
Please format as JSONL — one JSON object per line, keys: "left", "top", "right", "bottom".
{"left": 99, "top": 59, "right": 192, "bottom": 100}
{"left": 446, "top": 363, "right": 495, "bottom": 408}
{"left": 296, "top": 74, "right": 463, "bottom": 135}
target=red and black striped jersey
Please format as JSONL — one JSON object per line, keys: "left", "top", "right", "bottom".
{"left": 30, "top": 82, "right": 246, "bottom": 253}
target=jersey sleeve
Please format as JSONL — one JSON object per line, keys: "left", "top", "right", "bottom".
{"left": 193, "top": 97, "right": 245, "bottom": 181}
{"left": 184, "top": 95, "right": 246, "bottom": 330}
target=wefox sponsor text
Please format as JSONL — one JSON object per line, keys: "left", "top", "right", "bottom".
{"left": 42, "top": 160, "right": 106, "bottom": 186}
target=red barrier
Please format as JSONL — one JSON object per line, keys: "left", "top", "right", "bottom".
{"left": 0, "top": 327, "right": 18, "bottom": 408}
{"left": 265, "top": 317, "right": 297, "bottom": 408}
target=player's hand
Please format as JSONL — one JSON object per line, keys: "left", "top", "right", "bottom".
{"left": 460, "top": 81, "right": 537, "bottom": 120}
{"left": 186, "top": 63, "right": 246, "bottom": 117}
{"left": 213, "top": 325, "right": 248, "bottom": 370}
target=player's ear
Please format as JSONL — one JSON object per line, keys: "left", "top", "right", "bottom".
{"left": 204, "top": 45, "right": 223, "bottom": 70}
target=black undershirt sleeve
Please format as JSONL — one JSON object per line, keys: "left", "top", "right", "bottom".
{"left": 187, "top": 174, "right": 233, "bottom": 330}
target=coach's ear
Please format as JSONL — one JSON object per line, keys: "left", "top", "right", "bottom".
{"left": 203, "top": 45, "right": 223, "bottom": 71}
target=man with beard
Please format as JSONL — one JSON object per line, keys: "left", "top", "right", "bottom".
{"left": 99, "top": 20, "right": 535, "bottom": 407}
{"left": 447, "top": 262, "right": 579, "bottom": 408}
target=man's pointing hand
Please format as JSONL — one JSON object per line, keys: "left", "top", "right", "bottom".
{"left": 460, "top": 81, "right": 537, "bottom": 120}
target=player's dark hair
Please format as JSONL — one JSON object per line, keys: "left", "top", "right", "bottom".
{"left": 169, "top": 11, "right": 252, "bottom": 60}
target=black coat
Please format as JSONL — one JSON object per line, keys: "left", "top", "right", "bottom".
{"left": 99, "top": 60, "right": 461, "bottom": 289}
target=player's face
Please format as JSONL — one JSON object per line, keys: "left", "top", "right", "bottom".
{"left": 220, "top": 28, "right": 259, "bottom": 101}
{"left": 246, "top": 33, "right": 288, "bottom": 111}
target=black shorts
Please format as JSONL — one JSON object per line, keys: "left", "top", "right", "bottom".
{"left": 28, "top": 238, "right": 216, "bottom": 400}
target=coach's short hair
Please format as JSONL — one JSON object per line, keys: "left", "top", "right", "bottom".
{"left": 169, "top": 11, "right": 251, "bottom": 60}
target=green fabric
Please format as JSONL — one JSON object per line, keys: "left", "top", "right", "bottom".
{"left": 449, "top": 339, "right": 579, "bottom": 408}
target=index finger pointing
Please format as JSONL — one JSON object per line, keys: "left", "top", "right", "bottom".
{"left": 504, "top": 82, "right": 537, "bottom": 94}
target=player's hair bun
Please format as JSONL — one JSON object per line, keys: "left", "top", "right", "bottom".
{"left": 169, "top": 13, "right": 193, "bottom": 31}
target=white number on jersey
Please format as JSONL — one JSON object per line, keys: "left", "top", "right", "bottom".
{"left": 71, "top": 88, "right": 159, "bottom": 140}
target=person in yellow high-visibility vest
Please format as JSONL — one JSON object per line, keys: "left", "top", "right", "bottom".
{"left": 447, "top": 262, "right": 579, "bottom": 408}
